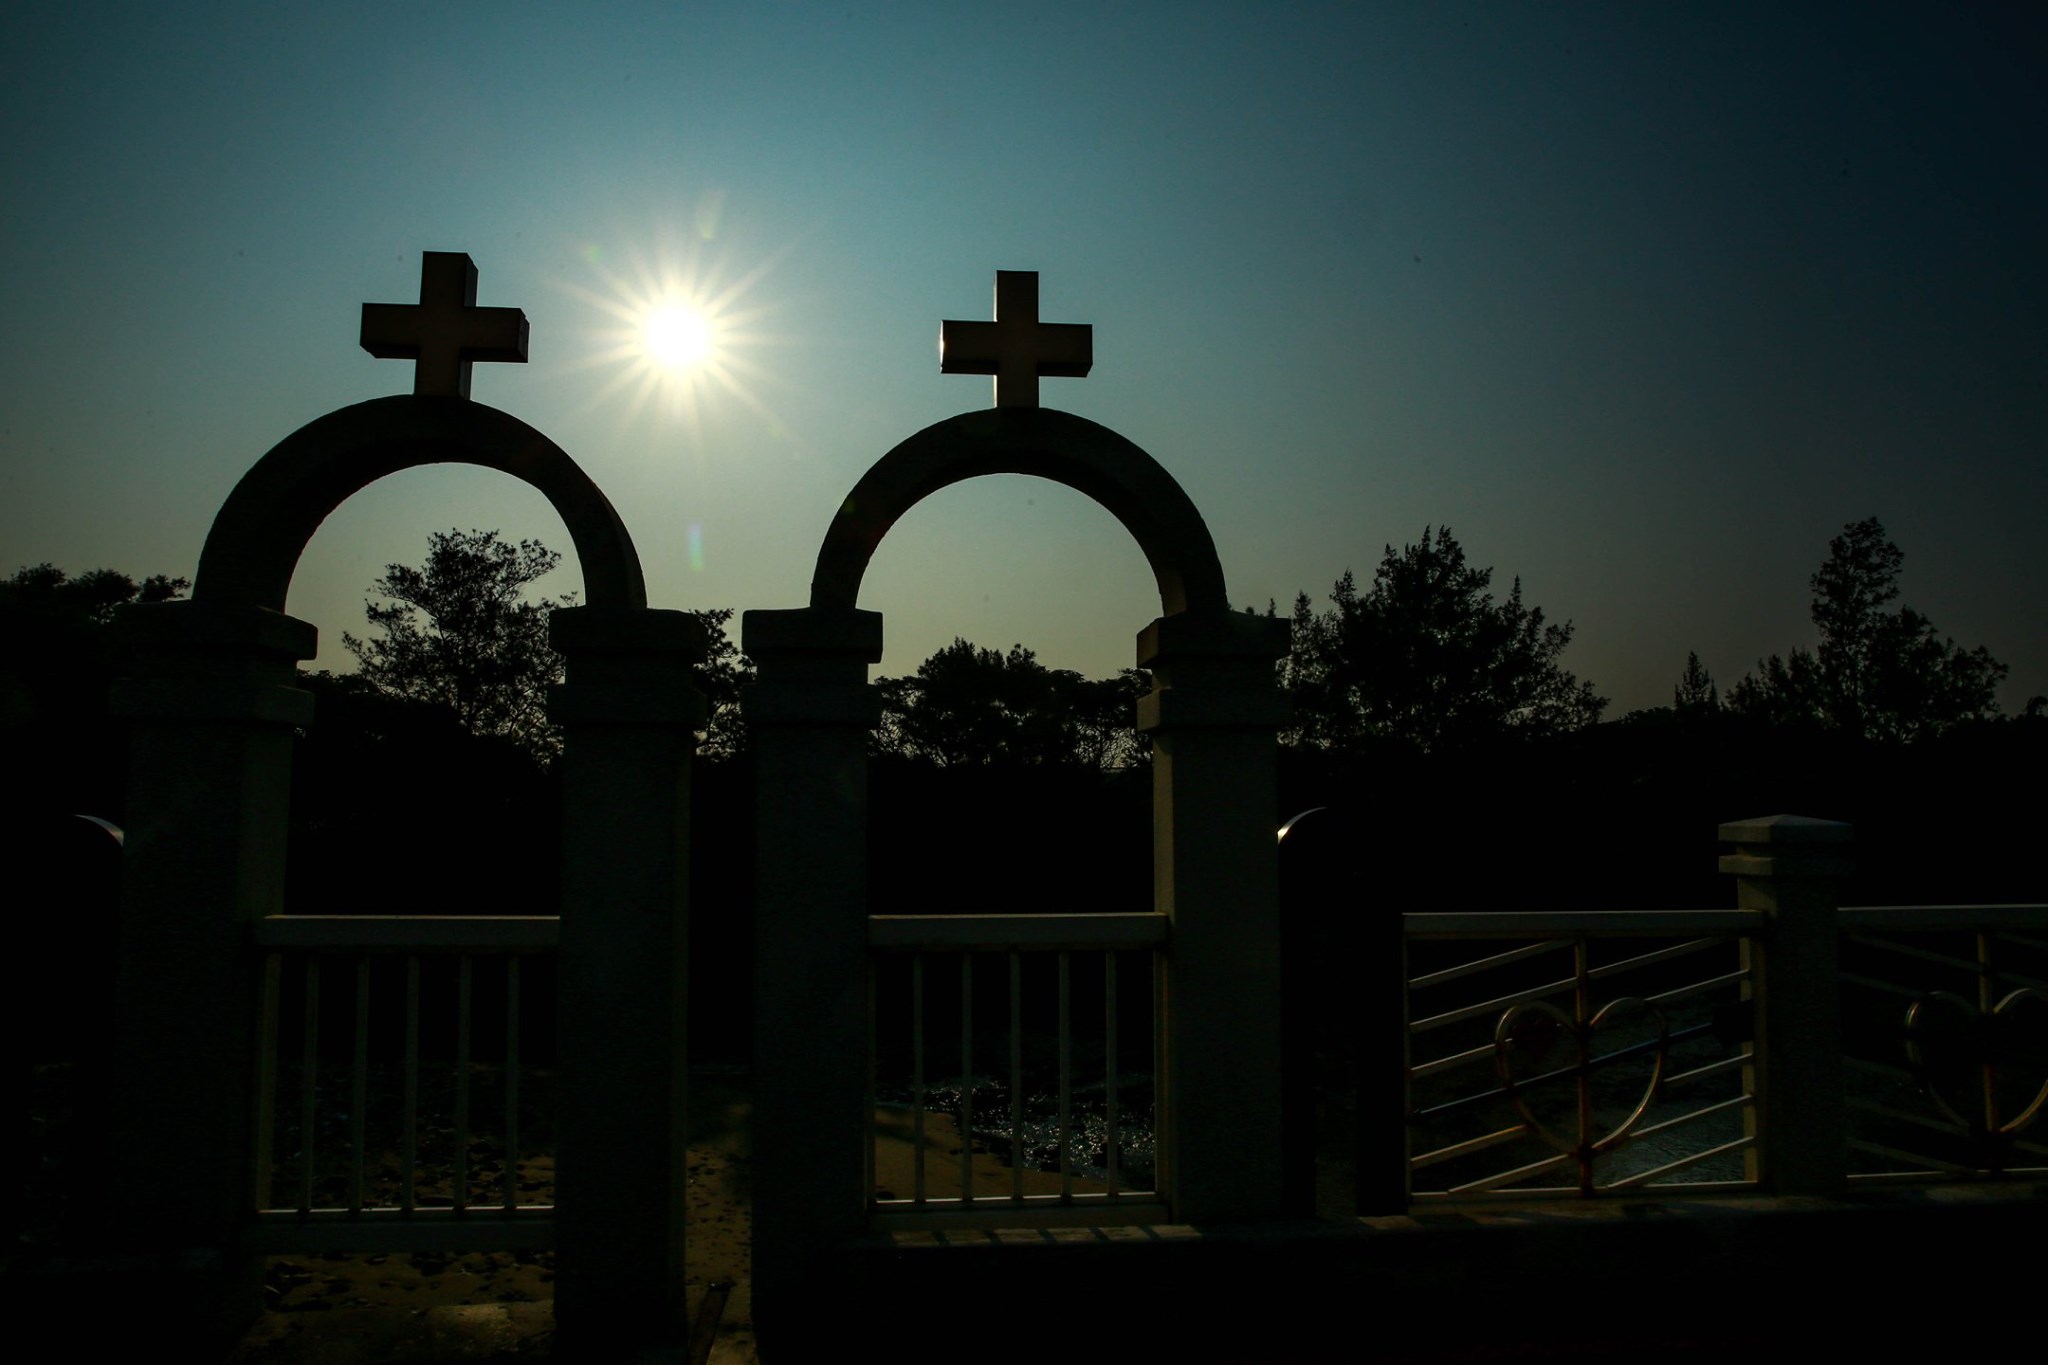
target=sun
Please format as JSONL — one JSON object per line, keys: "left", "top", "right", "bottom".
{"left": 553, "top": 213, "right": 791, "bottom": 444}
{"left": 642, "top": 300, "right": 718, "bottom": 372}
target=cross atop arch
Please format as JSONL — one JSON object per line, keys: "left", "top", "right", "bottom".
{"left": 940, "top": 270, "right": 1092, "bottom": 409}
{"left": 360, "top": 251, "right": 529, "bottom": 399}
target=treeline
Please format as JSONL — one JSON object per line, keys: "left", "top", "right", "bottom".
{"left": 6, "top": 516, "right": 2041, "bottom": 923}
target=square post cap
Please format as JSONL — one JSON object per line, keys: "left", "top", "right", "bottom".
{"left": 1719, "top": 814, "right": 1854, "bottom": 879}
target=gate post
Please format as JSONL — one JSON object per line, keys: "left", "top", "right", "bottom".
{"left": 1720, "top": 815, "right": 1852, "bottom": 1197}
{"left": 1137, "top": 609, "right": 1291, "bottom": 1223}
{"left": 549, "top": 606, "right": 706, "bottom": 1353}
{"left": 741, "top": 605, "right": 884, "bottom": 1351}
{"left": 107, "top": 599, "right": 316, "bottom": 1347}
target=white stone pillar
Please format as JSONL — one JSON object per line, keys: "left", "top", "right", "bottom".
{"left": 1720, "top": 814, "right": 1852, "bottom": 1196}
{"left": 741, "top": 605, "right": 883, "bottom": 1353}
{"left": 1136, "top": 609, "right": 1290, "bottom": 1223}
{"left": 108, "top": 599, "right": 316, "bottom": 1347}
{"left": 548, "top": 606, "right": 706, "bottom": 1354}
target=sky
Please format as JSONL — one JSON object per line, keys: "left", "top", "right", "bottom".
{"left": 3, "top": 3, "right": 2043, "bottom": 715}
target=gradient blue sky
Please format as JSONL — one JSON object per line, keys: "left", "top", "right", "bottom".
{"left": 4, "top": 3, "right": 2042, "bottom": 714}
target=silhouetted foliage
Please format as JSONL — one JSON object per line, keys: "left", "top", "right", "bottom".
{"left": 343, "top": 530, "right": 571, "bottom": 761}
{"left": 1728, "top": 518, "right": 2007, "bottom": 741}
{"left": 691, "top": 606, "right": 756, "bottom": 761}
{"left": 1282, "top": 527, "right": 1606, "bottom": 754}
{"left": 1673, "top": 651, "right": 1720, "bottom": 715}
{"left": 875, "top": 638, "right": 1147, "bottom": 770}
{"left": 340, "top": 530, "right": 749, "bottom": 764}
{"left": 1, "top": 563, "right": 190, "bottom": 816}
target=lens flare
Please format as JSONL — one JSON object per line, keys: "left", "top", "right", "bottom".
{"left": 551, "top": 200, "right": 795, "bottom": 447}
{"left": 644, "top": 303, "right": 716, "bottom": 371}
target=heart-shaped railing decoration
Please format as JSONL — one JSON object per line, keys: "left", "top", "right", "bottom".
{"left": 1903, "top": 988, "right": 2048, "bottom": 1162}
{"left": 1493, "top": 996, "right": 1669, "bottom": 1188}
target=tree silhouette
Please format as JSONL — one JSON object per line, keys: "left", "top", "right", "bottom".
{"left": 1729, "top": 518, "right": 2007, "bottom": 741}
{"left": 2, "top": 563, "right": 191, "bottom": 813}
{"left": 341, "top": 529, "right": 750, "bottom": 763}
{"left": 875, "top": 638, "right": 1146, "bottom": 770}
{"left": 1673, "top": 652, "right": 1720, "bottom": 715}
{"left": 343, "top": 530, "right": 571, "bottom": 760}
{"left": 1283, "top": 526, "right": 1605, "bottom": 754}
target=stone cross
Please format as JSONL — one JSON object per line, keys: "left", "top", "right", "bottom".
{"left": 361, "top": 252, "right": 529, "bottom": 399}
{"left": 940, "top": 270, "right": 1092, "bottom": 408}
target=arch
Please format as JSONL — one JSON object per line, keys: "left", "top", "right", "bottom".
{"left": 193, "top": 395, "right": 646, "bottom": 611}
{"left": 810, "top": 407, "right": 1227, "bottom": 617}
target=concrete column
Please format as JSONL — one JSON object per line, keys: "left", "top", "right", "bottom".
{"left": 1720, "top": 814, "right": 1852, "bottom": 1197}
{"left": 741, "top": 606, "right": 883, "bottom": 1354}
{"left": 1136, "top": 609, "right": 1290, "bottom": 1224}
{"left": 107, "top": 599, "right": 316, "bottom": 1349}
{"left": 548, "top": 606, "right": 706, "bottom": 1354}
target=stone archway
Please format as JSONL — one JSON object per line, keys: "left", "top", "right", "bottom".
{"left": 744, "top": 403, "right": 1289, "bottom": 1348}
{"left": 109, "top": 260, "right": 703, "bottom": 1355}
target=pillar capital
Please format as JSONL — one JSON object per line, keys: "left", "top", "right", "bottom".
{"left": 548, "top": 606, "right": 707, "bottom": 731}
{"left": 1719, "top": 814, "right": 1855, "bottom": 881}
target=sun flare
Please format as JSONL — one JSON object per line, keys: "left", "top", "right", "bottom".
{"left": 554, "top": 214, "right": 791, "bottom": 443}
{"left": 643, "top": 301, "right": 718, "bottom": 372}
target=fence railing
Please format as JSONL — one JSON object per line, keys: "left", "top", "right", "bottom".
{"left": 1402, "top": 910, "right": 1761, "bottom": 1200}
{"left": 1837, "top": 905, "right": 2048, "bottom": 1183}
{"left": 1378, "top": 846, "right": 2048, "bottom": 1210}
{"left": 866, "top": 912, "right": 1169, "bottom": 1229}
{"left": 250, "top": 915, "right": 559, "bottom": 1252}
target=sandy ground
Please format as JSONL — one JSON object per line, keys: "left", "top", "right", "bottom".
{"left": 227, "top": 1073, "right": 757, "bottom": 1363}
{"left": 225, "top": 1074, "right": 1125, "bottom": 1362}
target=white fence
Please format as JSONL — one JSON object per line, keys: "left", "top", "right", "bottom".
{"left": 865, "top": 912, "right": 1169, "bottom": 1229}
{"left": 250, "top": 915, "right": 559, "bottom": 1252}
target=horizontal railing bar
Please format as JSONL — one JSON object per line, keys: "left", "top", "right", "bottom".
{"left": 2004, "top": 933, "right": 2048, "bottom": 954}
{"left": 1840, "top": 906, "right": 2048, "bottom": 931}
{"left": 1607, "top": 1135, "right": 1755, "bottom": 1189}
{"left": 1661, "top": 1052, "right": 1750, "bottom": 1090}
{"left": 1405, "top": 910, "right": 1763, "bottom": 939}
{"left": 1411, "top": 973, "right": 1577, "bottom": 1034}
{"left": 250, "top": 1208, "right": 556, "bottom": 1254}
{"left": 254, "top": 916, "right": 560, "bottom": 950}
{"left": 1848, "top": 1138, "right": 1977, "bottom": 1175}
{"left": 1842, "top": 933, "right": 1990, "bottom": 976}
{"left": 1839, "top": 971, "right": 1920, "bottom": 1000}
{"left": 1410, "top": 1041, "right": 1495, "bottom": 1080}
{"left": 868, "top": 912, "right": 1168, "bottom": 952}
{"left": 1848, "top": 1166, "right": 2048, "bottom": 1184}
{"left": 1584, "top": 936, "right": 1729, "bottom": 983}
{"left": 1644, "top": 969, "right": 1750, "bottom": 1008}
{"left": 1442, "top": 1148, "right": 1575, "bottom": 1196}
{"left": 1848, "top": 1098, "right": 1965, "bottom": 1136}
{"left": 1412, "top": 1178, "right": 1760, "bottom": 1200}
{"left": 1619, "top": 1092, "right": 1752, "bottom": 1144}
{"left": 1409, "top": 939, "right": 1571, "bottom": 992}
{"left": 1411, "top": 1124, "right": 1531, "bottom": 1170}
{"left": 1412, "top": 1020, "right": 1720, "bottom": 1122}
{"left": 869, "top": 1199, "right": 1169, "bottom": 1234}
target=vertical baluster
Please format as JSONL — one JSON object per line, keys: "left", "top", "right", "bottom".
{"left": 1058, "top": 950, "right": 1072, "bottom": 1202}
{"left": 1105, "top": 950, "right": 1120, "bottom": 1199}
{"left": 402, "top": 954, "right": 419, "bottom": 1213}
{"left": 1153, "top": 947, "right": 1168, "bottom": 1198}
{"left": 960, "top": 953, "right": 975, "bottom": 1202}
{"left": 350, "top": 954, "right": 370, "bottom": 1214}
{"left": 1009, "top": 951, "right": 1023, "bottom": 1203}
{"left": 912, "top": 952, "right": 926, "bottom": 1205}
{"left": 1574, "top": 936, "right": 1594, "bottom": 1195}
{"left": 299, "top": 955, "right": 319, "bottom": 1216}
{"left": 865, "top": 952, "right": 877, "bottom": 1206}
{"left": 253, "top": 950, "right": 281, "bottom": 1211}
{"left": 505, "top": 955, "right": 521, "bottom": 1212}
{"left": 455, "top": 953, "right": 472, "bottom": 1213}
